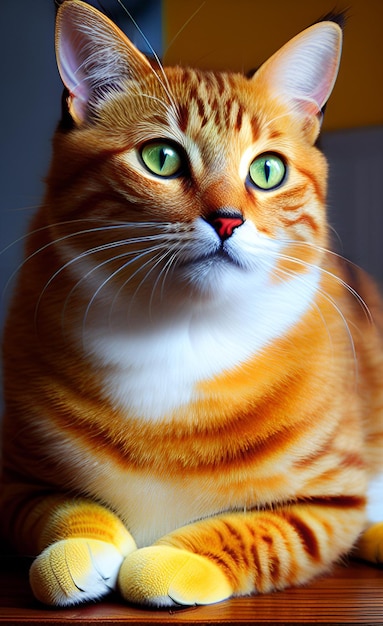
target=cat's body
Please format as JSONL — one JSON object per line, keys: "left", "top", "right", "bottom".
{"left": 1, "top": 0, "right": 382, "bottom": 608}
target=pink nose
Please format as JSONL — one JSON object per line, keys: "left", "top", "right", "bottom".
{"left": 207, "top": 211, "right": 244, "bottom": 241}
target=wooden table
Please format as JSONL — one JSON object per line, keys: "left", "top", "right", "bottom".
{"left": 1, "top": 553, "right": 382, "bottom": 625}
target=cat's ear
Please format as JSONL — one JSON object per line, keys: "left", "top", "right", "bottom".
{"left": 254, "top": 21, "right": 342, "bottom": 139}
{"left": 55, "top": 0, "right": 153, "bottom": 124}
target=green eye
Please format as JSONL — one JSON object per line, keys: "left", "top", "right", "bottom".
{"left": 140, "top": 142, "right": 183, "bottom": 177}
{"left": 249, "top": 153, "right": 286, "bottom": 190}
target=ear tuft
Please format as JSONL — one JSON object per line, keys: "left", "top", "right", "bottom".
{"left": 255, "top": 21, "right": 342, "bottom": 131}
{"left": 55, "top": 0, "right": 152, "bottom": 124}
{"left": 314, "top": 10, "right": 347, "bottom": 31}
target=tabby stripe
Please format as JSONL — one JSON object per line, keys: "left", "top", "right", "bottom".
{"left": 213, "top": 100, "right": 221, "bottom": 128}
{"left": 268, "top": 129, "right": 282, "bottom": 140}
{"left": 339, "top": 452, "right": 366, "bottom": 470}
{"left": 250, "top": 115, "right": 260, "bottom": 142}
{"left": 198, "top": 526, "right": 244, "bottom": 586}
{"left": 295, "top": 165, "right": 324, "bottom": 203}
{"left": 46, "top": 399, "right": 331, "bottom": 473}
{"left": 188, "top": 85, "right": 199, "bottom": 102}
{"left": 284, "top": 513, "right": 321, "bottom": 560}
{"left": 294, "top": 445, "right": 365, "bottom": 474}
{"left": 250, "top": 543, "right": 262, "bottom": 584}
{"left": 235, "top": 105, "right": 244, "bottom": 131}
{"left": 221, "top": 520, "right": 250, "bottom": 568}
{"left": 195, "top": 96, "right": 208, "bottom": 127}
{"left": 177, "top": 104, "right": 189, "bottom": 133}
{"left": 269, "top": 554, "right": 282, "bottom": 587}
{"left": 250, "top": 517, "right": 292, "bottom": 591}
{"left": 280, "top": 214, "right": 318, "bottom": 232}
{"left": 215, "top": 73, "right": 226, "bottom": 96}
{"left": 204, "top": 553, "right": 237, "bottom": 585}
{"left": 303, "top": 495, "right": 367, "bottom": 509}
{"left": 202, "top": 70, "right": 213, "bottom": 86}
{"left": 293, "top": 441, "right": 334, "bottom": 468}
{"left": 279, "top": 184, "right": 309, "bottom": 203}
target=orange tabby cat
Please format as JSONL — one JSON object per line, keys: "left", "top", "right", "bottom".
{"left": 1, "top": 0, "right": 382, "bottom": 608}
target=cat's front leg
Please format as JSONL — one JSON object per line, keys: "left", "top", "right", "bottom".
{"left": 25, "top": 497, "right": 136, "bottom": 606}
{"left": 118, "top": 498, "right": 366, "bottom": 607}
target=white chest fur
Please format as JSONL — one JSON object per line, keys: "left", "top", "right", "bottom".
{"left": 85, "top": 260, "right": 320, "bottom": 420}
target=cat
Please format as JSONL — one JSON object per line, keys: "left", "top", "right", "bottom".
{"left": 1, "top": 0, "right": 382, "bottom": 609}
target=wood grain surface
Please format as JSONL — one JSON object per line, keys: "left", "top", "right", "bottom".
{"left": 0, "top": 553, "right": 382, "bottom": 625}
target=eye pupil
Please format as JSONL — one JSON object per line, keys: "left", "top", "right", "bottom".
{"left": 159, "top": 148, "right": 168, "bottom": 171}
{"left": 264, "top": 160, "right": 271, "bottom": 183}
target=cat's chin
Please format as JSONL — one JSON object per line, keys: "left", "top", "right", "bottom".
{"left": 179, "top": 249, "right": 242, "bottom": 272}
{"left": 175, "top": 252, "right": 255, "bottom": 297}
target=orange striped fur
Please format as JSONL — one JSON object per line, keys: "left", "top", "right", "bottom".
{"left": 1, "top": 0, "right": 382, "bottom": 608}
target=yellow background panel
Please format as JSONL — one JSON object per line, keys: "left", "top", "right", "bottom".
{"left": 163, "top": 0, "right": 383, "bottom": 130}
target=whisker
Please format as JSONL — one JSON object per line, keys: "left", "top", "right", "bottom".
{"left": 164, "top": 2, "right": 206, "bottom": 56}
{"left": 37, "top": 232, "right": 180, "bottom": 329}
{"left": 255, "top": 248, "right": 359, "bottom": 379}
{"left": 153, "top": 240, "right": 192, "bottom": 304}
{"left": 1, "top": 203, "right": 40, "bottom": 214}
{"left": 147, "top": 243, "right": 185, "bottom": 316}
{"left": 328, "top": 224, "right": 345, "bottom": 252}
{"left": 106, "top": 230, "right": 193, "bottom": 324}
{"left": 31, "top": 224, "right": 183, "bottom": 328}
{"left": 33, "top": 239, "right": 140, "bottom": 327}
{"left": 3, "top": 218, "right": 179, "bottom": 297}
{"left": 266, "top": 257, "right": 337, "bottom": 356}
{"left": 109, "top": 244, "right": 177, "bottom": 323}
{"left": 81, "top": 243, "right": 173, "bottom": 337}
{"left": 261, "top": 110, "right": 295, "bottom": 131}
{"left": 116, "top": 0, "right": 179, "bottom": 120}
{"left": 60, "top": 243, "right": 167, "bottom": 333}
{"left": 281, "top": 239, "right": 373, "bottom": 324}
{"left": 1, "top": 216, "right": 178, "bottom": 262}
{"left": 2, "top": 220, "right": 127, "bottom": 299}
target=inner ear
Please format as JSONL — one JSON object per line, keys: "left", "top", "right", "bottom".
{"left": 254, "top": 21, "right": 342, "bottom": 137}
{"left": 55, "top": 0, "right": 153, "bottom": 124}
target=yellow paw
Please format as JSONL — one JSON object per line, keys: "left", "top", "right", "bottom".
{"left": 356, "top": 522, "right": 383, "bottom": 563}
{"left": 118, "top": 545, "right": 233, "bottom": 607}
{"left": 30, "top": 537, "right": 134, "bottom": 606}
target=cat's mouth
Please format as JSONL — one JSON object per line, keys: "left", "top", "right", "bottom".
{"left": 178, "top": 245, "right": 244, "bottom": 273}
{"left": 205, "top": 248, "right": 241, "bottom": 265}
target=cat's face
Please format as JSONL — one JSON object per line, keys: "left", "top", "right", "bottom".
{"left": 46, "top": 1, "right": 341, "bottom": 320}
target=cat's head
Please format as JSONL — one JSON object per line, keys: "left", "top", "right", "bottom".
{"left": 47, "top": 0, "right": 342, "bottom": 315}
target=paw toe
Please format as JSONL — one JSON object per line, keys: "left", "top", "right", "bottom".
{"left": 30, "top": 538, "right": 126, "bottom": 606}
{"left": 118, "top": 546, "right": 232, "bottom": 607}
